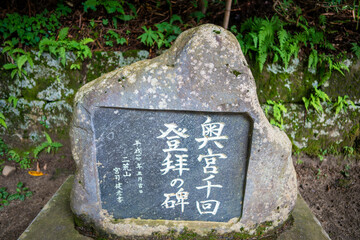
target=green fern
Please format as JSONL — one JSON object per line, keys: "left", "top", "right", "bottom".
{"left": 302, "top": 86, "right": 331, "bottom": 114}
{"left": 2, "top": 45, "right": 34, "bottom": 79}
{"left": 0, "top": 113, "right": 7, "bottom": 129}
{"left": 351, "top": 43, "right": 360, "bottom": 58}
{"left": 333, "top": 95, "right": 356, "bottom": 115}
{"left": 319, "top": 15, "right": 327, "bottom": 26}
{"left": 265, "top": 100, "right": 287, "bottom": 129}
{"left": 8, "top": 150, "right": 32, "bottom": 169}
{"left": 38, "top": 30, "right": 93, "bottom": 67}
{"left": 33, "top": 132, "right": 63, "bottom": 158}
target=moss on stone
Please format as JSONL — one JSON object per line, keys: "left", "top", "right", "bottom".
{"left": 251, "top": 61, "right": 318, "bottom": 104}
{"left": 122, "top": 49, "right": 142, "bottom": 58}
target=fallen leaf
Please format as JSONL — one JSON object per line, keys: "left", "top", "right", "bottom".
{"left": 28, "top": 171, "right": 44, "bottom": 176}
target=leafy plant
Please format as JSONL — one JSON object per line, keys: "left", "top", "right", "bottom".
{"left": 0, "top": 113, "right": 7, "bottom": 129}
{"left": 333, "top": 95, "right": 356, "bottom": 115}
{"left": 138, "top": 26, "right": 159, "bottom": 47}
{"left": 83, "top": 0, "right": 137, "bottom": 22}
{"left": 302, "top": 86, "right": 331, "bottom": 114}
{"left": 351, "top": 42, "right": 360, "bottom": 58}
{"left": 104, "top": 30, "right": 127, "bottom": 47}
{"left": 318, "top": 149, "right": 327, "bottom": 162}
{"left": 231, "top": 16, "right": 305, "bottom": 72}
{"left": 33, "top": 132, "right": 63, "bottom": 158}
{"left": 39, "top": 116, "right": 49, "bottom": 129}
{"left": 8, "top": 150, "right": 32, "bottom": 169}
{"left": 8, "top": 95, "right": 18, "bottom": 109}
{"left": 231, "top": 16, "right": 348, "bottom": 79}
{"left": 343, "top": 146, "right": 354, "bottom": 157}
{"left": 0, "top": 9, "right": 65, "bottom": 47}
{"left": 2, "top": 43, "right": 34, "bottom": 79}
{"left": 190, "top": 11, "right": 206, "bottom": 23}
{"left": 264, "top": 100, "right": 287, "bottom": 129}
{"left": 138, "top": 15, "right": 183, "bottom": 48}
{"left": 56, "top": 3, "right": 72, "bottom": 16}
{"left": 341, "top": 164, "right": 351, "bottom": 178}
{"left": 38, "top": 27, "right": 93, "bottom": 68}
{"left": 0, "top": 138, "right": 9, "bottom": 171}
{"left": 0, "top": 182, "right": 33, "bottom": 210}
{"left": 316, "top": 168, "right": 322, "bottom": 179}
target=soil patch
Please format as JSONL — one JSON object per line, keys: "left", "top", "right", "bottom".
{"left": 0, "top": 147, "right": 359, "bottom": 239}
{"left": 295, "top": 154, "right": 360, "bottom": 240}
{"left": 0, "top": 141, "right": 75, "bottom": 240}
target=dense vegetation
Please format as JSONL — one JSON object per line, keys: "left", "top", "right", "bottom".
{"left": 0, "top": 0, "right": 359, "bottom": 171}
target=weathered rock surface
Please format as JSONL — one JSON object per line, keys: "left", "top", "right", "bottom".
{"left": 2, "top": 165, "right": 16, "bottom": 177}
{"left": 70, "top": 24, "right": 297, "bottom": 236}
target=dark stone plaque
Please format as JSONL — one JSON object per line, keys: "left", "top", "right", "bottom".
{"left": 93, "top": 108, "right": 252, "bottom": 222}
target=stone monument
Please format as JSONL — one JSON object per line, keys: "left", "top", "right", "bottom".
{"left": 70, "top": 24, "right": 297, "bottom": 237}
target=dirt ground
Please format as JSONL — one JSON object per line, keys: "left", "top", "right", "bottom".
{"left": 295, "top": 154, "right": 360, "bottom": 240}
{"left": 0, "top": 141, "right": 359, "bottom": 240}
{"left": 0, "top": 141, "right": 75, "bottom": 240}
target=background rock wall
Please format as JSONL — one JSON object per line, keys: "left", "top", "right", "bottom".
{"left": 1, "top": 52, "right": 359, "bottom": 156}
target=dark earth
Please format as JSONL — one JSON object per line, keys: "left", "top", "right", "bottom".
{"left": 1, "top": 1, "right": 360, "bottom": 239}
{"left": 1, "top": 142, "right": 359, "bottom": 240}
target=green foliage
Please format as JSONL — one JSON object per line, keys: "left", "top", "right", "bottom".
{"left": 104, "top": 30, "right": 127, "bottom": 47}
{"left": 333, "top": 95, "right": 356, "bottom": 115}
{"left": 0, "top": 113, "right": 7, "bottom": 129}
{"left": 56, "top": 3, "right": 72, "bottom": 16}
{"left": 351, "top": 42, "right": 360, "bottom": 58}
{"left": 302, "top": 86, "right": 331, "bottom": 114}
{"left": 8, "top": 150, "right": 32, "bottom": 169}
{"left": 0, "top": 138, "right": 9, "bottom": 171}
{"left": 0, "top": 182, "right": 33, "bottom": 210}
{"left": 33, "top": 132, "right": 63, "bottom": 158}
{"left": 2, "top": 41, "right": 34, "bottom": 79}
{"left": 316, "top": 168, "right": 322, "bottom": 179}
{"left": 39, "top": 116, "right": 49, "bottom": 129}
{"left": 8, "top": 96, "right": 18, "bottom": 109}
{"left": 231, "top": 16, "right": 348, "bottom": 79}
{"left": 343, "top": 146, "right": 354, "bottom": 157}
{"left": 38, "top": 27, "right": 93, "bottom": 68}
{"left": 0, "top": 9, "right": 66, "bottom": 47}
{"left": 83, "top": 0, "right": 137, "bottom": 22}
{"left": 317, "top": 149, "right": 327, "bottom": 162}
{"left": 264, "top": 100, "right": 287, "bottom": 129}
{"left": 138, "top": 26, "right": 158, "bottom": 47}
{"left": 138, "top": 15, "right": 182, "bottom": 48}
{"left": 231, "top": 16, "right": 300, "bottom": 72}
{"left": 190, "top": 11, "right": 206, "bottom": 23}
{"left": 341, "top": 164, "right": 351, "bottom": 177}
{"left": 319, "top": 15, "right": 327, "bottom": 26}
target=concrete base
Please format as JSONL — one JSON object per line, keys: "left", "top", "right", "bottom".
{"left": 19, "top": 176, "right": 330, "bottom": 240}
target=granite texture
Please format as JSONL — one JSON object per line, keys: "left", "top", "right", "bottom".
{"left": 70, "top": 24, "right": 297, "bottom": 236}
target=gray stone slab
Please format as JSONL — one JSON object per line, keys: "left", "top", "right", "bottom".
{"left": 19, "top": 176, "right": 91, "bottom": 240}
{"left": 94, "top": 108, "right": 251, "bottom": 222}
{"left": 278, "top": 195, "right": 331, "bottom": 240}
{"left": 19, "top": 176, "right": 330, "bottom": 240}
{"left": 70, "top": 24, "right": 297, "bottom": 236}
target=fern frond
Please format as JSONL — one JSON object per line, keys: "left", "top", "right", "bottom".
{"left": 258, "top": 51, "right": 268, "bottom": 72}
{"left": 351, "top": 43, "right": 360, "bottom": 58}
{"left": 308, "top": 50, "right": 318, "bottom": 71}
{"left": 33, "top": 142, "right": 50, "bottom": 158}
{"left": 277, "top": 29, "right": 288, "bottom": 50}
